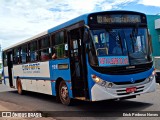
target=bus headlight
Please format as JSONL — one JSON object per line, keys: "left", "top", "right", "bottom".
{"left": 149, "top": 74, "right": 154, "bottom": 81}
{"left": 147, "top": 71, "right": 155, "bottom": 82}
{"left": 107, "top": 83, "right": 113, "bottom": 88}
{"left": 101, "top": 81, "right": 107, "bottom": 86}
{"left": 149, "top": 75, "right": 154, "bottom": 81}
{"left": 91, "top": 74, "right": 102, "bottom": 83}
{"left": 91, "top": 74, "right": 113, "bottom": 88}
{"left": 95, "top": 77, "right": 101, "bottom": 83}
{"left": 152, "top": 70, "right": 156, "bottom": 76}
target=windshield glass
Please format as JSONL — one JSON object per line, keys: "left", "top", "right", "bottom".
{"left": 91, "top": 28, "right": 150, "bottom": 66}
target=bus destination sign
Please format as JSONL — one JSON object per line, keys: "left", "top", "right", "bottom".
{"left": 97, "top": 15, "right": 141, "bottom": 24}
{"left": 98, "top": 56, "right": 129, "bottom": 66}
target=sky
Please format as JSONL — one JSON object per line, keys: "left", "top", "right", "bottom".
{"left": 0, "top": 0, "right": 160, "bottom": 49}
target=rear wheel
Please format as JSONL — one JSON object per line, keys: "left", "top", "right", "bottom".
{"left": 17, "top": 78, "right": 23, "bottom": 95}
{"left": 59, "top": 81, "right": 72, "bottom": 105}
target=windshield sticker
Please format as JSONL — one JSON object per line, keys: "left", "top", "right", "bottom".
{"left": 98, "top": 56, "right": 129, "bottom": 66}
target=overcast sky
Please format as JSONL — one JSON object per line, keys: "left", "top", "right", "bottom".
{"left": 0, "top": 0, "right": 160, "bottom": 49}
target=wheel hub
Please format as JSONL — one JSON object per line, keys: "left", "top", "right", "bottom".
{"left": 61, "top": 86, "right": 68, "bottom": 100}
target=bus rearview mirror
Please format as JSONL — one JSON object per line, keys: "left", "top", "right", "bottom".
{"left": 84, "top": 31, "right": 89, "bottom": 43}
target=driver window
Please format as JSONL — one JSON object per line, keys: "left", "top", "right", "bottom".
{"left": 135, "top": 36, "right": 141, "bottom": 52}
{"left": 92, "top": 30, "right": 109, "bottom": 56}
{"left": 133, "top": 35, "right": 146, "bottom": 54}
{"left": 93, "top": 35, "right": 99, "bottom": 48}
{"left": 100, "top": 33, "right": 109, "bottom": 47}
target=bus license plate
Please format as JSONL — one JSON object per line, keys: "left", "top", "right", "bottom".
{"left": 126, "top": 87, "right": 136, "bottom": 93}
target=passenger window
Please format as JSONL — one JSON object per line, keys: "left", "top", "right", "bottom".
{"left": 39, "top": 36, "right": 50, "bottom": 61}
{"left": 55, "top": 31, "right": 64, "bottom": 45}
{"left": 40, "top": 48, "right": 50, "bottom": 61}
{"left": 21, "top": 45, "right": 27, "bottom": 63}
{"left": 13, "top": 48, "right": 21, "bottom": 64}
{"left": 3, "top": 52, "right": 7, "bottom": 66}
{"left": 29, "top": 41, "right": 38, "bottom": 62}
{"left": 54, "top": 31, "right": 68, "bottom": 59}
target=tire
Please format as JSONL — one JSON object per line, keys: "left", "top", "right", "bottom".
{"left": 59, "top": 80, "right": 72, "bottom": 105}
{"left": 17, "top": 78, "right": 23, "bottom": 95}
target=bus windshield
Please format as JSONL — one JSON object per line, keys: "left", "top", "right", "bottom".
{"left": 91, "top": 28, "right": 151, "bottom": 66}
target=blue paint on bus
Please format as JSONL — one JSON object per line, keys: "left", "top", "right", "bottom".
{"left": 49, "top": 58, "right": 71, "bottom": 80}
{"left": 49, "top": 58, "right": 73, "bottom": 98}
{"left": 48, "top": 14, "right": 89, "bottom": 34}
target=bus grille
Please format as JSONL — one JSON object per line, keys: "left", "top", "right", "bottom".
{"left": 116, "top": 86, "right": 144, "bottom": 96}
{"left": 113, "top": 78, "right": 146, "bottom": 85}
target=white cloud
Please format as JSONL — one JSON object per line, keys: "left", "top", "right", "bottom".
{"left": 0, "top": 0, "right": 152, "bottom": 49}
{"left": 138, "top": 0, "right": 160, "bottom": 7}
{"left": 100, "top": 0, "right": 136, "bottom": 10}
{"left": 0, "top": 0, "right": 101, "bottom": 48}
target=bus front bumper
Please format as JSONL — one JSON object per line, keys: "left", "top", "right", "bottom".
{"left": 91, "top": 76, "right": 156, "bottom": 101}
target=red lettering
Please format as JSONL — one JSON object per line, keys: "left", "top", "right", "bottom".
{"left": 106, "top": 58, "right": 109, "bottom": 64}
{"left": 113, "top": 58, "right": 115, "bottom": 64}
{"left": 112, "top": 58, "right": 114, "bottom": 64}
{"left": 100, "top": 58, "right": 105, "bottom": 64}
{"left": 119, "top": 58, "right": 122, "bottom": 64}
{"left": 111, "top": 58, "right": 114, "bottom": 64}
{"left": 99, "top": 57, "right": 128, "bottom": 65}
{"left": 124, "top": 58, "right": 129, "bottom": 64}
{"left": 115, "top": 58, "right": 118, "bottom": 64}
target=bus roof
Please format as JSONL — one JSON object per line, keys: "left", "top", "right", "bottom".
{"left": 3, "top": 10, "right": 145, "bottom": 51}
{"left": 48, "top": 14, "right": 89, "bottom": 33}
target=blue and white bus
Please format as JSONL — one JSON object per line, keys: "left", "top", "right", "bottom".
{"left": 2, "top": 11, "right": 156, "bottom": 105}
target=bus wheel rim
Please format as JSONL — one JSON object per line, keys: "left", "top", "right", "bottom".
{"left": 60, "top": 86, "right": 68, "bottom": 100}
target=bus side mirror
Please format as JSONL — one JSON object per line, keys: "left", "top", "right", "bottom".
{"left": 84, "top": 31, "right": 89, "bottom": 43}
{"left": 86, "top": 44, "right": 89, "bottom": 52}
{"left": 148, "top": 34, "right": 153, "bottom": 53}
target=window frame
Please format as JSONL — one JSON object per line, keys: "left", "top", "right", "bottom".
{"left": 38, "top": 35, "right": 51, "bottom": 61}
{"left": 51, "top": 30, "right": 68, "bottom": 59}
{"left": 28, "top": 40, "right": 38, "bottom": 63}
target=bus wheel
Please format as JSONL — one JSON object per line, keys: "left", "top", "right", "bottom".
{"left": 59, "top": 81, "right": 72, "bottom": 105}
{"left": 17, "top": 79, "right": 23, "bottom": 95}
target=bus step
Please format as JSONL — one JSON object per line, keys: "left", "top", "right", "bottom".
{"left": 10, "top": 86, "right": 15, "bottom": 88}
{"left": 75, "top": 97, "right": 86, "bottom": 100}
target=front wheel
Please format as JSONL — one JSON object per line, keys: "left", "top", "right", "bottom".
{"left": 59, "top": 81, "right": 72, "bottom": 105}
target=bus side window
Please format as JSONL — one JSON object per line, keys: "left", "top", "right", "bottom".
{"left": 29, "top": 41, "right": 38, "bottom": 62}
{"left": 40, "top": 49, "right": 50, "bottom": 61}
{"left": 51, "top": 34, "right": 56, "bottom": 59}
{"left": 13, "top": 48, "right": 20, "bottom": 64}
{"left": 27, "top": 45, "right": 30, "bottom": 62}
{"left": 3, "top": 52, "right": 7, "bottom": 67}
{"left": 39, "top": 36, "right": 50, "bottom": 61}
{"left": 21, "top": 45, "right": 27, "bottom": 63}
{"left": 54, "top": 31, "right": 68, "bottom": 59}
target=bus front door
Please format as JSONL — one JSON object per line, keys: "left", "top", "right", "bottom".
{"left": 69, "top": 28, "right": 87, "bottom": 99}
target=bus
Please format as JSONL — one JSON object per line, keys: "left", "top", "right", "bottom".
{"left": 2, "top": 11, "right": 156, "bottom": 105}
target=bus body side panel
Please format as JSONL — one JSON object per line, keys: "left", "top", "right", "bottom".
{"left": 13, "top": 62, "right": 52, "bottom": 95}
{"left": 86, "top": 59, "right": 156, "bottom": 101}
{"left": 13, "top": 65, "right": 23, "bottom": 88}
{"left": 49, "top": 58, "right": 73, "bottom": 98}
{"left": 3, "top": 67, "right": 8, "bottom": 86}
